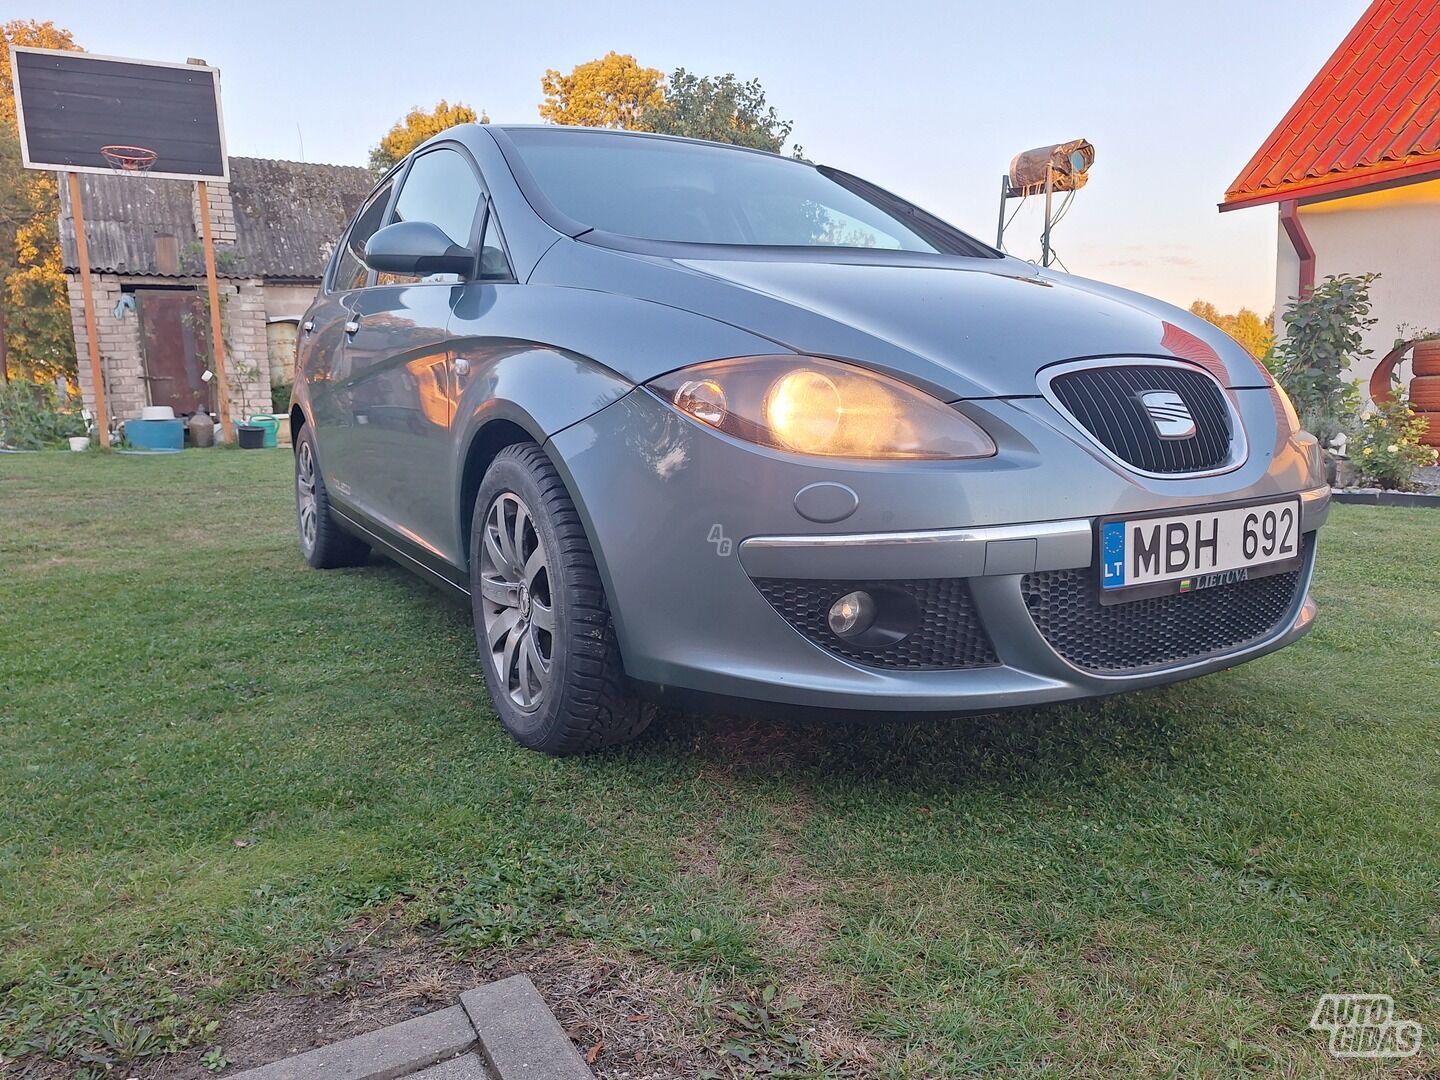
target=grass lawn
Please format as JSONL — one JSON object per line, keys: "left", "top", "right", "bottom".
{"left": 2, "top": 448, "right": 1437, "bottom": 1078}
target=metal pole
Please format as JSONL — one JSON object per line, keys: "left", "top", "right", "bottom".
{"left": 1041, "top": 164, "right": 1054, "bottom": 269}
{"left": 196, "top": 180, "right": 235, "bottom": 441}
{"left": 996, "top": 174, "right": 1010, "bottom": 250}
{"left": 66, "top": 172, "right": 111, "bottom": 448}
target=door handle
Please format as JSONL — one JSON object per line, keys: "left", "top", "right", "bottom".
{"left": 302, "top": 319, "right": 315, "bottom": 334}
{"left": 453, "top": 357, "right": 470, "bottom": 376}
{"left": 343, "top": 319, "right": 360, "bottom": 335}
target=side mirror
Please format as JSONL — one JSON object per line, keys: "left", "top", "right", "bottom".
{"left": 364, "top": 221, "right": 474, "bottom": 277}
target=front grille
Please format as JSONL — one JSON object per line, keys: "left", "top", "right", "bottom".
{"left": 753, "top": 577, "right": 998, "bottom": 670}
{"left": 1046, "top": 363, "right": 1236, "bottom": 474}
{"left": 1021, "top": 537, "right": 1312, "bottom": 674}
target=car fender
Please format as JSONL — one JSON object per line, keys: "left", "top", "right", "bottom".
{"left": 447, "top": 286, "right": 781, "bottom": 562}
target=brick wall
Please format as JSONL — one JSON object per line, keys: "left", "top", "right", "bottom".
{"left": 191, "top": 182, "right": 237, "bottom": 245}
{"left": 65, "top": 273, "right": 146, "bottom": 422}
{"left": 223, "top": 279, "right": 274, "bottom": 419}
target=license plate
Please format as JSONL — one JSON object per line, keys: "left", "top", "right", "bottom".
{"left": 1099, "top": 497, "right": 1302, "bottom": 601}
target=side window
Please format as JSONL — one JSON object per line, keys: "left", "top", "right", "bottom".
{"left": 331, "top": 178, "right": 394, "bottom": 292}
{"left": 477, "top": 211, "right": 512, "bottom": 281}
{"left": 391, "top": 148, "right": 483, "bottom": 247}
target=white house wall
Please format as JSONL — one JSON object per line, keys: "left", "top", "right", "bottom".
{"left": 1274, "top": 178, "right": 1440, "bottom": 395}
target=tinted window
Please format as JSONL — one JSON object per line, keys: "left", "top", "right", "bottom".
{"left": 332, "top": 178, "right": 393, "bottom": 291}
{"left": 391, "top": 147, "right": 483, "bottom": 247}
{"left": 506, "top": 129, "right": 974, "bottom": 252}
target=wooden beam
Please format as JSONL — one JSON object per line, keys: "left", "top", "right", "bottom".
{"left": 65, "top": 171, "right": 110, "bottom": 448}
{"left": 196, "top": 179, "right": 235, "bottom": 441}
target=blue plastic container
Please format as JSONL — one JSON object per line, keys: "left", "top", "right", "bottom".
{"left": 127, "top": 418, "right": 185, "bottom": 452}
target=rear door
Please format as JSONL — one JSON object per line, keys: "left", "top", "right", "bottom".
{"left": 336, "top": 146, "right": 486, "bottom": 569}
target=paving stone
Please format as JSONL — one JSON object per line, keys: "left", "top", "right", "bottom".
{"left": 410, "top": 1051, "right": 492, "bottom": 1080}
{"left": 230, "top": 1005, "right": 477, "bottom": 1080}
{"left": 461, "top": 976, "right": 592, "bottom": 1079}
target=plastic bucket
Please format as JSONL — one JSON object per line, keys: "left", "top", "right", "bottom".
{"left": 236, "top": 424, "right": 266, "bottom": 450}
{"left": 245, "top": 414, "right": 280, "bottom": 449}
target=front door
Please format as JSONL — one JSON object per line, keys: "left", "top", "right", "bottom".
{"left": 335, "top": 145, "right": 487, "bottom": 569}
{"left": 337, "top": 284, "right": 457, "bottom": 564}
{"left": 135, "top": 289, "right": 212, "bottom": 415}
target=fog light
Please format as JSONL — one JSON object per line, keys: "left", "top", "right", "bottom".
{"left": 828, "top": 590, "right": 876, "bottom": 638}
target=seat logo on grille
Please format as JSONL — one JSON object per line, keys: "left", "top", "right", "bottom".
{"left": 1137, "top": 390, "right": 1196, "bottom": 439}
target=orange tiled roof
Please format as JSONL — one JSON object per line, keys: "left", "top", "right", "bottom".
{"left": 1222, "top": 0, "right": 1440, "bottom": 210}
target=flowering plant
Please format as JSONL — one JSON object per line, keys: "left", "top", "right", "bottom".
{"left": 1351, "top": 392, "right": 1437, "bottom": 489}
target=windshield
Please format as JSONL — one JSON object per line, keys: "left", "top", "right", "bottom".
{"left": 505, "top": 128, "right": 987, "bottom": 254}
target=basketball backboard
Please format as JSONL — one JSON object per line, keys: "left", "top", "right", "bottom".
{"left": 9, "top": 46, "right": 227, "bottom": 182}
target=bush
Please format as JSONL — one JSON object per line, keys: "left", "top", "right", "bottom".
{"left": 1351, "top": 393, "right": 1437, "bottom": 489}
{"left": 270, "top": 381, "right": 292, "bottom": 414}
{"left": 0, "top": 380, "right": 87, "bottom": 449}
{"left": 1274, "top": 273, "right": 1378, "bottom": 442}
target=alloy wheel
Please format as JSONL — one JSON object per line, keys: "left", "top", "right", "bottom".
{"left": 478, "top": 491, "right": 554, "bottom": 711}
{"left": 296, "top": 441, "right": 318, "bottom": 555}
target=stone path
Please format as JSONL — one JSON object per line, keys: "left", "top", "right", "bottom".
{"left": 232, "top": 975, "right": 592, "bottom": 1080}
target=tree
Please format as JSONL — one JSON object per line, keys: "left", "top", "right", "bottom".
{"left": 642, "top": 69, "right": 796, "bottom": 154}
{"left": 1, "top": 20, "right": 81, "bottom": 384}
{"left": 538, "top": 52, "right": 664, "bottom": 130}
{"left": 369, "top": 100, "right": 484, "bottom": 174}
{"left": 1188, "top": 299, "right": 1274, "bottom": 360}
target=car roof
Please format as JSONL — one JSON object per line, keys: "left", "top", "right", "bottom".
{"left": 481, "top": 123, "right": 801, "bottom": 162}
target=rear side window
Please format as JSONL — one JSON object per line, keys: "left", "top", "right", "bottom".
{"left": 332, "top": 178, "right": 394, "bottom": 292}
{"left": 391, "top": 148, "right": 483, "bottom": 247}
{"left": 477, "top": 212, "right": 511, "bottom": 281}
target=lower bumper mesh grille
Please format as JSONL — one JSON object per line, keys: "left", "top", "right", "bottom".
{"left": 754, "top": 577, "right": 998, "bottom": 670}
{"left": 1021, "top": 536, "right": 1313, "bottom": 674}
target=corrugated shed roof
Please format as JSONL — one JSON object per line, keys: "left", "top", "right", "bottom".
{"left": 1222, "top": 0, "right": 1440, "bottom": 209}
{"left": 60, "top": 156, "right": 375, "bottom": 278}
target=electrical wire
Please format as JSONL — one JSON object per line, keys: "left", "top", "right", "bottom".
{"left": 999, "top": 194, "right": 1028, "bottom": 253}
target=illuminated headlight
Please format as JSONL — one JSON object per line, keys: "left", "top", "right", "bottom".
{"left": 647, "top": 355, "right": 997, "bottom": 460}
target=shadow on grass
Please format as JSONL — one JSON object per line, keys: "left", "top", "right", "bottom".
{"left": 358, "top": 549, "right": 1284, "bottom": 801}
{"left": 613, "top": 677, "right": 1276, "bottom": 799}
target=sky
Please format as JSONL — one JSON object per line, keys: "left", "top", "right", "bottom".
{"left": 36, "top": 0, "right": 1367, "bottom": 313}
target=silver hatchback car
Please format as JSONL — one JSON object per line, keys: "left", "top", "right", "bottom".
{"left": 292, "top": 124, "right": 1329, "bottom": 754}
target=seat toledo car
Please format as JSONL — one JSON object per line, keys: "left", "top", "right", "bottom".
{"left": 292, "top": 124, "right": 1329, "bottom": 754}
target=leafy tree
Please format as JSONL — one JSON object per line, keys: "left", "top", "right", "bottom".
{"left": 1273, "top": 272, "right": 1378, "bottom": 441}
{"left": 0, "top": 19, "right": 81, "bottom": 383}
{"left": 1187, "top": 300, "right": 1273, "bottom": 360}
{"left": 369, "top": 100, "right": 484, "bottom": 174}
{"left": 641, "top": 68, "right": 797, "bottom": 154}
{"left": 538, "top": 52, "right": 664, "bottom": 130}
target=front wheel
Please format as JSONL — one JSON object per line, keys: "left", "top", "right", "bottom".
{"left": 470, "top": 444, "right": 652, "bottom": 755}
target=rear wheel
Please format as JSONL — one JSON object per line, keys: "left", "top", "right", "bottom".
{"left": 471, "top": 443, "right": 652, "bottom": 754}
{"left": 294, "top": 426, "right": 369, "bottom": 569}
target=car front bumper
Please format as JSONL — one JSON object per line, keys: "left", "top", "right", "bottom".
{"left": 547, "top": 387, "right": 1329, "bottom": 712}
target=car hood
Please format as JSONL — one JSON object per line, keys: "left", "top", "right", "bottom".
{"left": 672, "top": 256, "right": 1268, "bottom": 397}
{"left": 539, "top": 241, "right": 1268, "bottom": 399}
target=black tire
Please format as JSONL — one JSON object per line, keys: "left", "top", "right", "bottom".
{"left": 294, "top": 425, "right": 369, "bottom": 569}
{"left": 470, "top": 443, "right": 653, "bottom": 755}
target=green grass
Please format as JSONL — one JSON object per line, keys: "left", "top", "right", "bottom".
{"left": 2, "top": 449, "right": 1437, "bottom": 1077}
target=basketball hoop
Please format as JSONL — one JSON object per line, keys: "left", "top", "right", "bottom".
{"left": 100, "top": 144, "right": 159, "bottom": 172}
